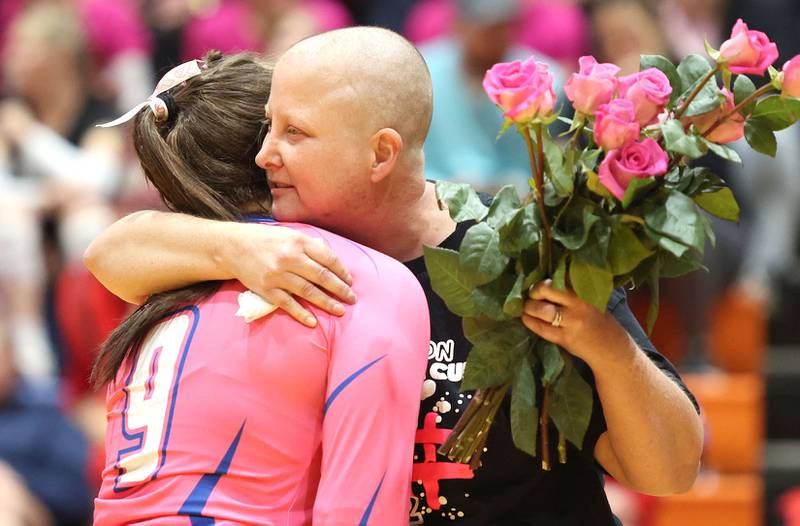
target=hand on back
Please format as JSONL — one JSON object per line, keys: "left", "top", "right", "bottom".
{"left": 227, "top": 224, "right": 357, "bottom": 327}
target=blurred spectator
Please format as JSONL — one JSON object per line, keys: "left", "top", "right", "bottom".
{"left": 731, "top": 127, "right": 800, "bottom": 307}
{"left": 0, "top": 2, "right": 123, "bottom": 380}
{"left": 0, "top": 320, "right": 93, "bottom": 526}
{"left": 344, "top": 0, "right": 419, "bottom": 33}
{"left": 588, "top": 0, "right": 669, "bottom": 75}
{"left": 657, "top": 0, "right": 728, "bottom": 59}
{"left": 407, "top": 0, "right": 589, "bottom": 69}
{"left": 515, "top": 0, "right": 589, "bottom": 71}
{"left": 177, "top": 0, "right": 352, "bottom": 63}
{"left": 80, "top": 0, "right": 154, "bottom": 113}
{"left": 421, "top": 0, "right": 564, "bottom": 194}
{"left": 0, "top": 0, "right": 153, "bottom": 113}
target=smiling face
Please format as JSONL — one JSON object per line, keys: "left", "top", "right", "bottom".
{"left": 255, "top": 52, "right": 376, "bottom": 232}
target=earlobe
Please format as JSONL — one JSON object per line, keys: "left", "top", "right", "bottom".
{"left": 369, "top": 128, "right": 402, "bottom": 183}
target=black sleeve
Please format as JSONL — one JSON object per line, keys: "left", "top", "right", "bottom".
{"left": 477, "top": 191, "right": 494, "bottom": 206}
{"left": 607, "top": 288, "right": 700, "bottom": 413}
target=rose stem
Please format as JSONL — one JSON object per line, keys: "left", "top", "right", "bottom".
{"left": 675, "top": 64, "right": 721, "bottom": 119}
{"left": 702, "top": 82, "right": 774, "bottom": 138}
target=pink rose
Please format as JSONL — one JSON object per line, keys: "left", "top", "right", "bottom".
{"left": 483, "top": 57, "right": 557, "bottom": 123}
{"left": 782, "top": 55, "right": 800, "bottom": 98}
{"left": 719, "top": 19, "right": 779, "bottom": 76}
{"left": 685, "top": 89, "right": 745, "bottom": 144}
{"left": 593, "top": 98, "right": 640, "bottom": 151}
{"left": 618, "top": 68, "right": 672, "bottom": 126}
{"left": 564, "top": 55, "right": 620, "bottom": 115}
{"left": 598, "top": 138, "right": 669, "bottom": 201}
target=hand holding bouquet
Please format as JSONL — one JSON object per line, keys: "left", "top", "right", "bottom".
{"left": 425, "top": 19, "right": 800, "bottom": 470}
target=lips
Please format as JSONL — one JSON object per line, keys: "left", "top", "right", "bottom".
{"left": 268, "top": 180, "right": 293, "bottom": 190}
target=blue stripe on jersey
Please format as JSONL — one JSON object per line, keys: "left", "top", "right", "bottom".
{"left": 358, "top": 473, "right": 386, "bottom": 526}
{"left": 241, "top": 214, "right": 276, "bottom": 223}
{"left": 178, "top": 420, "right": 246, "bottom": 523}
{"left": 323, "top": 355, "right": 387, "bottom": 415}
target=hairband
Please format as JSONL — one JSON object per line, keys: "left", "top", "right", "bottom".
{"left": 152, "top": 93, "right": 177, "bottom": 124}
{"left": 97, "top": 59, "right": 208, "bottom": 128}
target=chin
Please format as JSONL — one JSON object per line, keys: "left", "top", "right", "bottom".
{"left": 271, "top": 204, "right": 310, "bottom": 224}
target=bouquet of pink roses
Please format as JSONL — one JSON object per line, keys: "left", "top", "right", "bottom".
{"left": 425, "top": 19, "right": 800, "bottom": 470}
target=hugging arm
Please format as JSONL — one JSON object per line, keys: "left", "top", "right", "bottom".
{"left": 83, "top": 210, "right": 356, "bottom": 326}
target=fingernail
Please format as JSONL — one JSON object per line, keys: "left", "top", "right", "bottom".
{"left": 347, "top": 292, "right": 357, "bottom": 303}
{"left": 305, "top": 316, "right": 317, "bottom": 327}
{"left": 332, "top": 303, "right": 345, "bottom": 315}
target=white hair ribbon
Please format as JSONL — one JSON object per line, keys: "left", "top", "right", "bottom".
{"left": 97, "top": 59, "right": 207, "bottom": 128}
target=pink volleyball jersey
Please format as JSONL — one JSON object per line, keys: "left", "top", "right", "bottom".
{"left": 94, "top": 221, "right": 430, "bottom": 525}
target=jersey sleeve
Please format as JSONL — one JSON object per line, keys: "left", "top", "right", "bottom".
{"left": 312, "top": 262, "right": 430, "bottom": 526}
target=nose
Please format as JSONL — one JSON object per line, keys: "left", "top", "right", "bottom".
{"left": 255, "top": 131, "right": 282, "bottom": 171}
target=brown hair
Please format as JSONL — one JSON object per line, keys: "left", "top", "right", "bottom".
{"left": 92, "top": 51, "right": 272, "bottom": 386}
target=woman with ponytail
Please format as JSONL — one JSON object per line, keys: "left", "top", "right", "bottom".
{"left": 92, "top": 51, "right": 430, "bottom": 525}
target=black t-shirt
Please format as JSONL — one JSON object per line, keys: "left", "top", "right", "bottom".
{"left": 404, "top": 220, "right": 699, "bottom": 526}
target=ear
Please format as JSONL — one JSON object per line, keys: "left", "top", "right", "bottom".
{"left": 368, "top": 128, "right": 403, "bottom": 183}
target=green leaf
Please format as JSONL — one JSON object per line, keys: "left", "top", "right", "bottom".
{"left": 461, "top": 342, "right": 514, "bottom": 389}
{"left": 705, "top": 38, "right": 721, "bottom": 59}
{"left": 677, "top": 54, "right": 712, "bottom": 90}
{"left": 677, "top": 54, "right": 723, "bottom": 117}
{"left": 751, "top": 95, "right": 800, "bottom": 131}
{"left": 538, "top": 340, "right": 565, "bottom": 387}
{"left": 608, "top": 221, "right": 654, "bottom": 275}
{"left": 461, "top": 318, "right": 531, "bottom": 390}
{"left": 549, "top": 359, "right": 594, "bottom": 449}
{"left": 575, "top": 219, "right": 611, "bottom": 269}
{"left": 579, "top": 147, "right": 602, "bottom": 173}
{"left": 503, "top": 272, "right": 526, "bottom": 317}
{"left": 701, "top": 138, "right": 742, "bottom": 164}
{"left": 661, "top": 119, "right": 706, "bottom": 159}
{"left": 569, "top": 258, "right": 613, "bottom": 311}
{"left": 423, "top": 246, "right": 479, "bottom": 317}
{"left": 733, "top": 75, "right": 757, "bottom": 115}
{"left": 486, "top": 185, "right": 521, "bottom": 228}
{"left": 496, "top": 117, "right": 514, "bottom": 140}
{"left": 436, "top": 181, "right": 489, "bottom": 222}
{"left": 622, "top": 176, "right": 659, "bottom": 209}
{"left": 459, "top": 223, "right": 510, "bottom": 286}
{"left": 640, "top": 55, "right": 682, "bottom": 105}
{"left": 694, "top": 187, "right": 740, "bottom": 222}
{"left": 586, "top": 170, "right": 615, "bottom": 201}
{"left": 553, "top": 202, "right": 600, "bottom": 251}
{"left": 645, "top": 227, "right": 691, "bottom": 258}
{"left": 552, "top": 253, "right": 568, "bottom": 291}
{"left": 510, "top": 355, "right": 538, "bottom": 456}
{"left": 664, "top": 166, "right": 724, "bottom": 195}
{"left": 498, "top": 204, "right": 540, "bottom": 256}
{"left": 659, "top": 249, "right": 706, "bottom": 278}
{"left": 463, "top": 316, "right": 529, "bottom": 352}
{"left": 523, "top": 265, "right": 546, "bottom": 291}
{"left": 744, "top": 118, "right": 777, "bottom": 157}
{"left": 559, "top": 112, "right": 585, "bottom": 137}
{"left": 471, "top": 272, "right": 518, "bottom": 321}
{"left": 542, "top": 129, "right": 574, "bottom": 197}
{"left": 644, "top": 191, "right": 706, "bottom": 256}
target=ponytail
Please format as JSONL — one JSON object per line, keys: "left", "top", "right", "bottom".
{"left": 91, "top": 52, "right": 272, "bottom": 387}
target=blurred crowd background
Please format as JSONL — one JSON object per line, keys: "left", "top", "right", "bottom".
{"left": 0, "top": 0, "right": 798, "bottom": 524}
